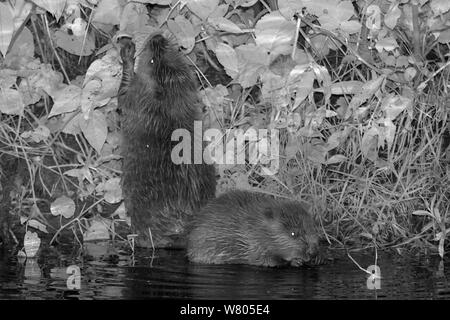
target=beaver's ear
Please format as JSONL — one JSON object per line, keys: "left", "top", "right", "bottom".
{"left": 263, "top": 207, "right": 275, "bottom": 220}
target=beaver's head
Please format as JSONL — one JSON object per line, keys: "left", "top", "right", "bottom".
{"left": 263, "top": 201, "right": 322, "bottom": 266}
{"left": 137, "top": 33, "right": 195, "bottom": 92}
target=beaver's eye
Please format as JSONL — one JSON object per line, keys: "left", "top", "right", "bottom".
{"left": 290, "top": 230, "right": 303, "bottom": 239}
{"left": 150, "top": 58, "right": 154, "bottom": 64}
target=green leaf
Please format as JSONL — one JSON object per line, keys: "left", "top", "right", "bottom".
{"left": 366, "top": 4, "right": 381, "bottom": 30}
{"left": 84, "top": 53, "right": 122, "bottom": 100}
{"left": 96, "top": 177, "right": 123, "bottom": 204}
{"left": 215, "top": 43, "right": 238, "bottom": 78}
{"left": 254, "top": 11, "right": 296, "bottom": 54}
{"left": 340, "top": 20, "right": 362, "bottom": 34}
{"left": 305, "top": 142, "right": 327, "bottom": 164}
{"left": 120, "top": 2, "right": 152, "bottom": 35}
{"left": 32, "top": 0, "right": 66, "bottom": 20}
{"left": 4, "top": 27, "right": 34, "bottom": 66}
{"left": 375, "top": 36, "right": 399, "bottom": 53}
{"left": 80, "top": 110, "right": 108, "bottom": 154}
{"left": 167, "top": 16, "right": 196, "bottom": 52}
{"left": 317, "top": 0, "right": 355, "bottom": 31}
{"left": 278, "top": 0, "right": 304, "bottom": 19}
{"left": 51, "top": 196, "right": 76, "bottom": 219}
{"left": 412, "top": 210, "right": 433, "bottom": 217}
{"left": 361, "top": 127, "right": 379, "bottom": 160}
{"left": 54, "top": 30, "right": 96, "bottom": 56}
{"left": 136, "top": 0, "right": 171, "bottom": 4}
{"left": 289, "top": 68, "right": 315, "bottom": 109}
{"left": 326, "top": 154, "right": 347, "bottom": 164}
{"left": 92, "top": 0, "right": 123, "bottom": 25}
{"left": 378, "top": 119, "right": 396, "bottom": 151}
{"left": 0, "top": 3, "right": 14, "bottom": 57}
{"left": 439, "top": 238, "right": 444, "bottom": 258}
{"left": 347, "top": 75, "right": 385, "bottom": 118}
{"left": 381, "top": 94, "right": 411, "bottom": 121}
{"left": 208, "top": 4, "right": 229, "bottom": 19}
{"left": 21, "top": 125, "right": 51, "bottom": 143}
{"left": 200, "top": 85, "right": 228, "bottom": 108}
{"left": 185, "top": 0, "right": 219, "bottom": 20}
{"left": 64, "top": 167, "right": 94, "bottom": 184}
{"left": 81, "top": 80, "right": 102, "bottom": 114}
{"left": 430, "top": 0, "right": 450, "bottom": 15}
{"left": 9, "top": 0, "right": 33, "bottom": 30}
{"left": 329, "top": 81, "right": 364, "bottom": 95}
{"left": 384, "top": 3, "right": 401, "bottom": 29}
{"left": 234, "top": 0, "right": 258, "bottom": 7}
{"left": 326, "top": 128, "right": 351, "bottom": 151}
{"left": 23, "top": 231, "right": 40, "bottom": 258}
{"left": 29, "top": 64, "right": 65, "bottom": 99}
{"left": 261, "top": 70, "right": 285, "bottom": 102}
{"left": 60, "top": 111, "right": 82, "bottom": 135}
{"left": 0, "top": 88, "right": 24, "bottom": 115}
{"left": 113, "top": 202, "right": 129, "bottom": 223}
{"left": 208, "top": 17, "right": 244, "bottom": 34}
{"left": 49, "top": 84, "right": 82, "bottom": 117}
{"left": 28, "top": 219, "right": 49, "bottom": 233}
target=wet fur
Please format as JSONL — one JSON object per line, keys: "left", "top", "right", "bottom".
{"left": 118, "top": 35, "right": 216, "bottom": 248}
{"left": 187, "top": 190, "right": 321, "bottom": 267}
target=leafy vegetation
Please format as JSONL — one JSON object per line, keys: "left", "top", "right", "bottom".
{"left": 0, "top": 0, "right": 449, "bottom": 257}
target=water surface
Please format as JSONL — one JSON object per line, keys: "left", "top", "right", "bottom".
{"left": 0, "top": 242, "right": 448, "bottom": 299}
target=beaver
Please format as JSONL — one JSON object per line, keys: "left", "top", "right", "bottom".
{"left": 118, "top": 34, "right": 216, "bottom": 248}
{"left": 187, "top": 190, "right": 321, "bottom": 267}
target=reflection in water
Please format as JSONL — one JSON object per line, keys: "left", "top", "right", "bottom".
{"left": 0, "top": 243, "right": 449, "bottom": 299}
{"left": 123, "top": 250, "right": 322, "bottom": 299}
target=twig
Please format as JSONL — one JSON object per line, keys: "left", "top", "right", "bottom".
{"left": 42, "top": 14, "right": 71, "bottom": 84}
{"left": 49, "top": 197, "right": 104, "bottom": 245}
{"left": 78, "top": 5, "right": 94, "bottom": 64}
{"left": 160, "top": 0, "right": 181, "bottom": 28}
{"left": 411, "top": 3, "right": 422, "bottom": 61}
{"left": 30, "top": 7, "right": 46, "bottom": 63}
{"left": 292, "top": 13, "right": 301, "bottom": 60}
{"left": 417, "top": 60, "right": 450, "bottom": 91}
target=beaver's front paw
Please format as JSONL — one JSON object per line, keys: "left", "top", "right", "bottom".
{"left": 119, "top": 37, "right": 136, "bottom": 65}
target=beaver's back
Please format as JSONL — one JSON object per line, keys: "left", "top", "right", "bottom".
{"left": 119, "top": 34, "right": 216, "bottom": 248}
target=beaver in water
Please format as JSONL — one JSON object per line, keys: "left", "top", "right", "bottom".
{"left": 118, "top": 34, "right": 216, "bottom": 248}
{"left": 187, "top": 190, "right": 322, "bottom": 267}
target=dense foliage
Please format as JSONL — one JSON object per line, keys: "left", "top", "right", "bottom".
{"left": 0, "top": 0, "right": 449, "bottom": 257}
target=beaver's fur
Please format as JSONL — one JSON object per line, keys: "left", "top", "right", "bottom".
{"left": 187, "top": 190, "right": 321, "bottom": 267}
{"left": 118, "top": 34, "right": 216, "bottom": 248}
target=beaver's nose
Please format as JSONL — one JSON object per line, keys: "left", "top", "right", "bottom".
{"left": 307, "top": 242, "right": 319, "bottom": 256}
{"left": 150, "top": 34, "right": 165, "bottom": 44}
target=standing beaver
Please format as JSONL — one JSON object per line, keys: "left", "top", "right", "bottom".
{"left": 187, "top": 190, "right": 321, "bottom": 267}
{"left": 118, "top": 34, "right": 216, "bottom": 248}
